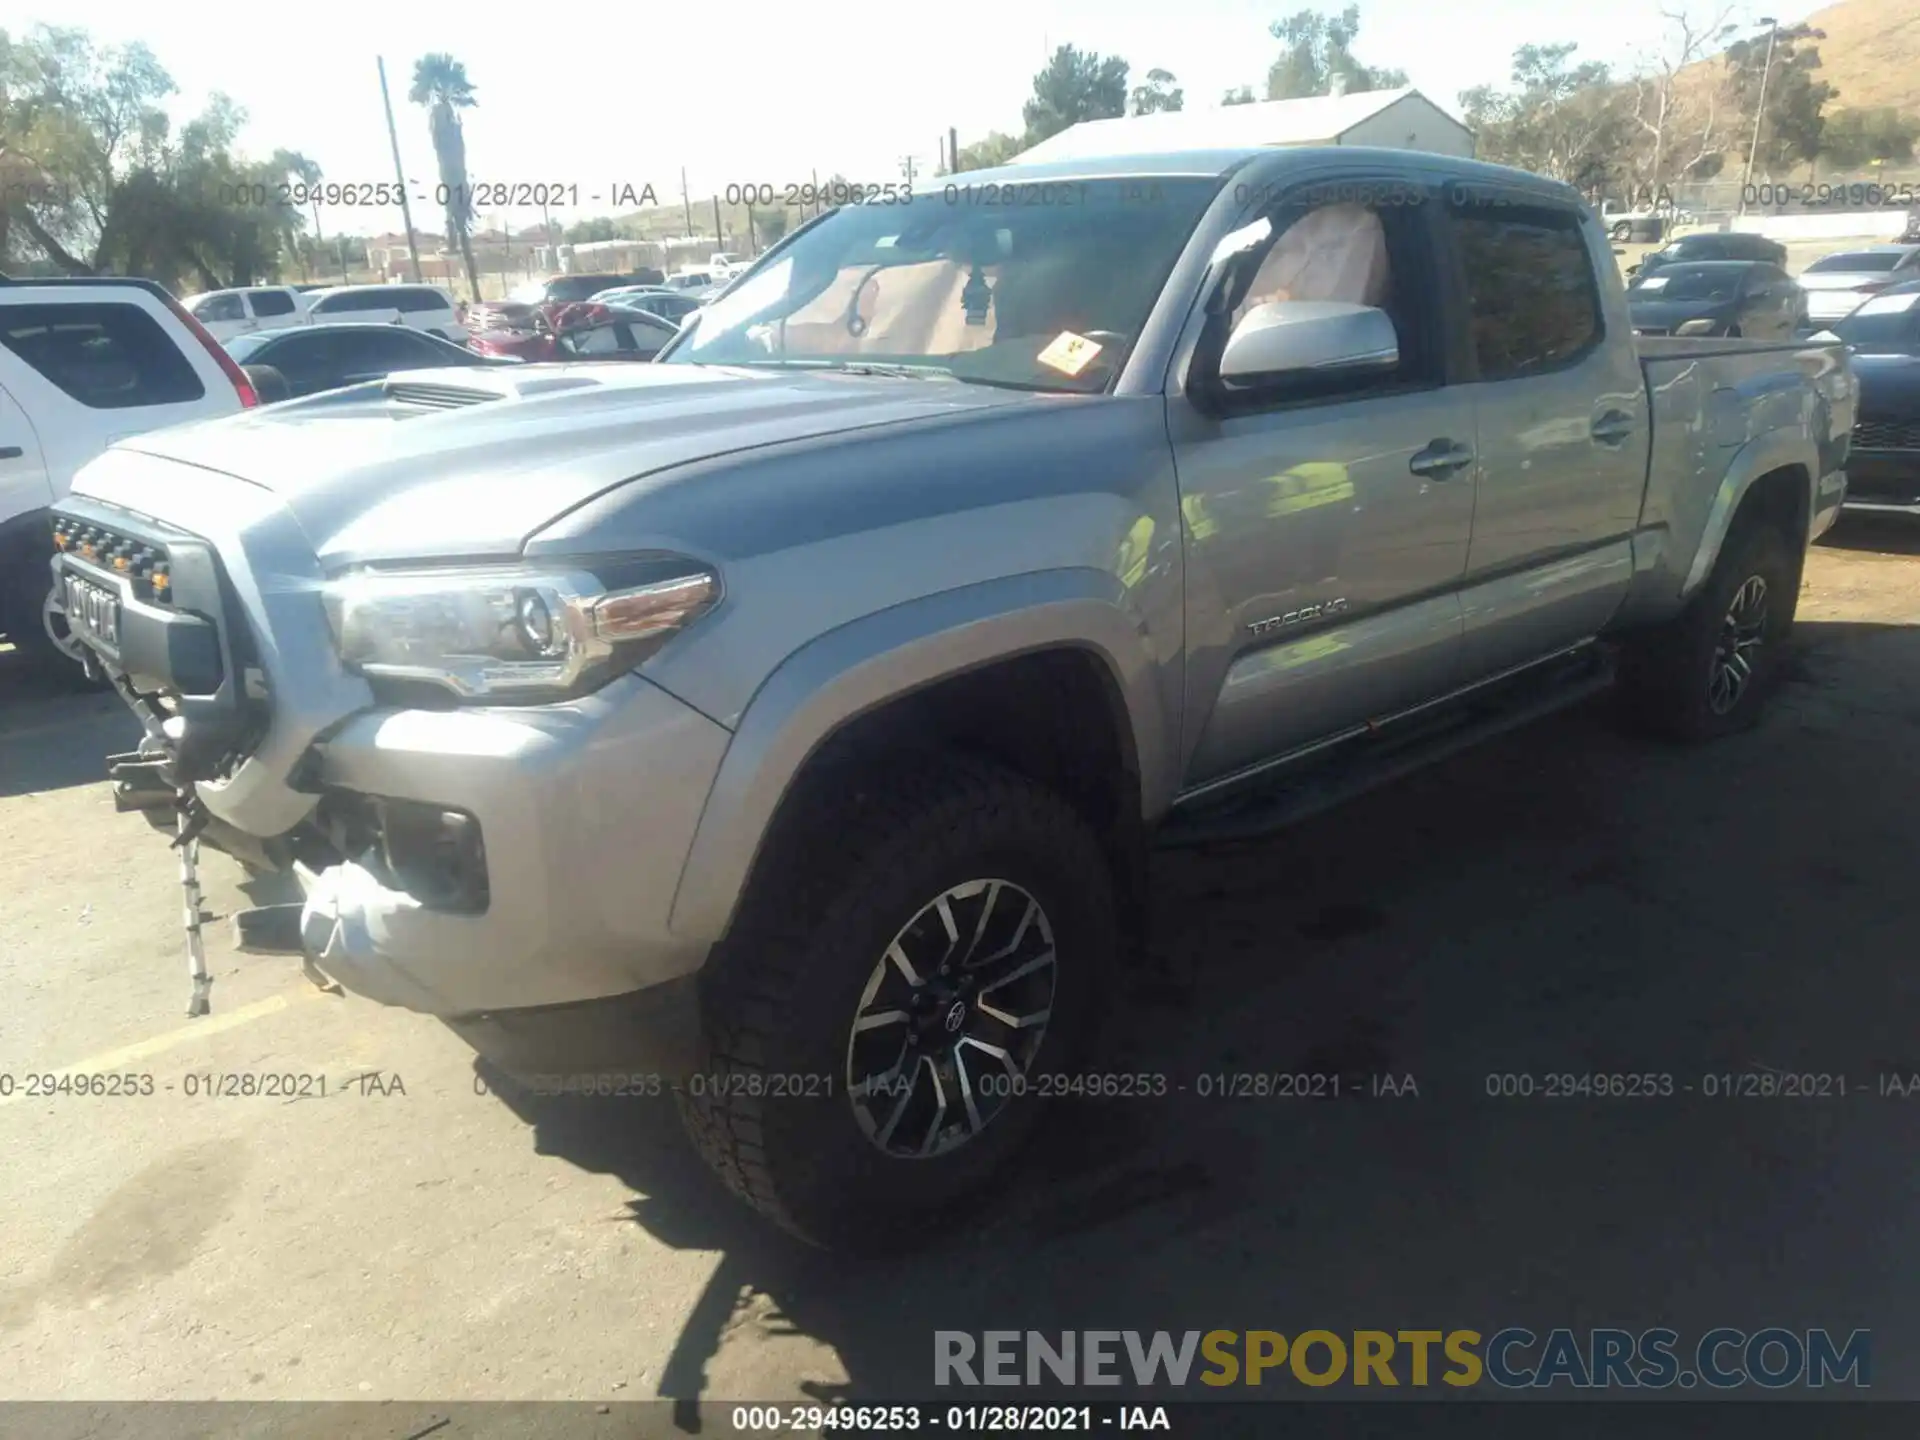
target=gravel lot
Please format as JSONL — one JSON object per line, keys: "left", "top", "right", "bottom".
{"left": 3, "top": 517, "right": 1920, "bottom": 1422}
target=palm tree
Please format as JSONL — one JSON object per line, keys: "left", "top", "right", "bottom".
{"left": 408, "top": 53, "right": 480, "bottom": 301}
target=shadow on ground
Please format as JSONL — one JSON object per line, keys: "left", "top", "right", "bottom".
{"left": 0, "top": 645, "right": 139, "bottom": 798}
{"left": 487, "top": 618, "right": 1920, "bottom": 1406}
{"left": 1817, "top": 513, "right": 1920, "bottom": 558}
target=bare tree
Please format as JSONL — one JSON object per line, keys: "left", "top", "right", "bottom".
{"left": 1629, "top": 3, "right": 1738, "bottom": 193}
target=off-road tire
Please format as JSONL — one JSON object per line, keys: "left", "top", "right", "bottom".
{"left": 677, "top": 752, "right": 1118, "bottom": 1249}
{"left": 1617, "top": 519, "right": 1797, "bottom": 742}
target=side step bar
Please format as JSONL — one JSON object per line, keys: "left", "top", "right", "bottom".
{"left": 1156, "top": 646, "right": 1616, "bottom": 849}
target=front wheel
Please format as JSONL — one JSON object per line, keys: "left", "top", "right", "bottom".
{"left": 678, "top": 754, "right": 1117, "bottom": 1248}
{"left": 1610, "top": 220, "right": 1633, "bottom": 242}
{"left": 1617, "top": 521, "right": 1796, "bottom": 741}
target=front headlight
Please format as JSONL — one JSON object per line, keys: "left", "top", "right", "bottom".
{"left": 1675, "top": 318, "right": 1722, "bottom": 336}
{"left": 321, "top": 559, "right": 720, "bottom": 703}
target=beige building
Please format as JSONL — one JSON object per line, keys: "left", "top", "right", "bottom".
{"left": 1016, "top": 87, "right": 1475, "bottom": 164}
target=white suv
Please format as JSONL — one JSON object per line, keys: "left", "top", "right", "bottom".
{"left": 184, "top": 286, "right": 308, "bottom": 342}
{"left": 0, "top": 278, "right": 255, "bottom": 676}
{"left": 304, "top": 284, "right": 468, "bottom": 342}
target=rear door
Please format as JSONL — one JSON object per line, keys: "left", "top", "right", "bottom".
{"left": 0, "top": 382, "right": 51, "bottom": 527}
{"left": 1441, "top": 186, "right": 1647, "bottom": 681}
{"left": 190, "top": 291, "right": 251, "bottom": 341}
{"left": 244, "top": 287, "right": 303, "bottom": 331}
{"left": 0, "top": 288, "right": 235, "bottom": 492}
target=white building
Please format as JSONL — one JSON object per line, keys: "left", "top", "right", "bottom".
{"left": 1016, "top": 87, "right": 1475, "bottom": 164}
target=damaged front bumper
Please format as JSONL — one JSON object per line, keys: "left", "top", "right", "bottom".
{"left": 58, "top": 479, "right": 734, "bottom": 1039}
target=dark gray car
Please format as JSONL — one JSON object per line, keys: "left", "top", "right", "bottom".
{"left": 1627, "top": 260, "right": 1804, "bottom": 338}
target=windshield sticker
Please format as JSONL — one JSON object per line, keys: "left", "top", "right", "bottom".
{"left": 1855, "top": 291, "right": 1920, "bottom": 316}
{"left": 1037, "top": 331, "right": 1103, "bottom": 376}
{"left": 1634, "top": 276, "right": 1669, "bottom": 290}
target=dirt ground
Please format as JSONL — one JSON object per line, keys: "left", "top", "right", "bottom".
{"left": 3, "top": 516, "right": 1920, "bottom": 1429}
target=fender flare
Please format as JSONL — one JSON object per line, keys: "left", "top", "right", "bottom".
{"left": 666, "top": 567, "right": 1173, "bottom": 944}
{"left": 1680, "top": 429, "right": 1819, "bottom": 600}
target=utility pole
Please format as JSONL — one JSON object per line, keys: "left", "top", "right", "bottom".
{"left": 680, "top": 167, "right": 693, "bottom": 238}
{"left": 950, "top": 127, "right": 960, "bottom": 176}
{"left": 712, "top": 195, "right": 722, "bottom": 252}
{"left": 377, "top": 57, "right": 424, "bottom": 284}
{"left": 900, "top": 155, "right": 918, "bottom": 186}
{"left": 1739, "top": 17, "right": 1780, "bottom": 214}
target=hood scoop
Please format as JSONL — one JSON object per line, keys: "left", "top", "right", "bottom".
{"left": 383, "top": 380, "right": 504, "bottom": 410}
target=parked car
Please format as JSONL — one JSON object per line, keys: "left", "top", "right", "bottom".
{"left": 663, "top": 269, "right": 716, "bottom": 292}
{"left": 1819, "top": 278, "right": 1920, "bottom": 515}
{"left": 304, "top": 283, "right": 468, "bottom": 342}
{"left": 53, "top": 150, "right": 1854, "bottom": 1249}
{"left": 1796, "top": 245, "right": 1920, "bottom": 325}
{"left": 708, "top": 253, "right": 746, "bottom": 280}
{"left": 226, "top": 323, "right": 519, "bottom": 401}
{"left": 1901, "top": 204, "right": 1920, "bottom": 245}
{"left": 0, "top": 276, "right": 255, "bottom": 678}
{"left": 1630, "top": 231, "right": 1788, "bottom": 279}
{"left": 182, "top": 285, "right": 308, "bottom": 342}
{"left": 465, "top": 303, "right": 677, "bottom": 362}
{"left": 588, "top": 286, "right": 705, "bottom": 325}
{"left": 470, "top": 273, "right": 671, "bottom": 336}
{"left": 1627, "top": 260, "right": 1804, "bottom": 338}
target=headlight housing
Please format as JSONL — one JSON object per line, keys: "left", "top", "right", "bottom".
{"left": 1675, "top": 317, "right": 1723, "bottom": 336}
{"left": 321, "top": 558, "right": 720, "bottom": 703}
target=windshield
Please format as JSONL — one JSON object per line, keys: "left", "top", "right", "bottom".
{"left": 1807, "top": 251, "right": 1907, "bottom": 273}
{"left": 1630, "top": 267, "right": 1742, "bottom": 302}
{"left": 662, "top": 178, "right": 1218, "bottom": 392}
{"left": 1832, "top": 291, "right": 1920, "bottom": 350}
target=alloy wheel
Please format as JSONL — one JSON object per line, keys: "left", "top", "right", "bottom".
{"left": 1708, "top": 574, "right": 1769, "bottom": 715}
{"left": 845, "top": 878, "right": 1057, "bottom": 1160}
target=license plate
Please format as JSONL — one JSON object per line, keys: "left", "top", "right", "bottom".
{"left": 63, "top": 569, "right": 122, "bottom": 654}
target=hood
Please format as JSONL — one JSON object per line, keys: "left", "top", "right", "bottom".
{"left": 102, "top": 363, "right": 1047, "bottom": 568}
{"left": 1628, "top": 297, "right": 1736, "bottom": 331}
{"left": 1852, "top": 351, "right": 1920, "bottom": 421}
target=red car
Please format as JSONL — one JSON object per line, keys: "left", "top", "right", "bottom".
{"left": 465, "top": 302, "right": 678, "bottom": 363}
{"left": 466, "top": 271, "right": 665, "bottom": 336}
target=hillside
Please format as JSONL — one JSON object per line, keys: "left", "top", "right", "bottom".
{"left": 1797, "top": 0, "right": 1920, "bottom": 116}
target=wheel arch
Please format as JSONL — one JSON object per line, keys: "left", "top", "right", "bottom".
{"left": 1681, "top": 439, "right": 1816, "bottom": 602}
{"left": 666, "top": 569, "right": 1173, "bottom": 946}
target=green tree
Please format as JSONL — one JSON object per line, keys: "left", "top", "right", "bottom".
{"left": 749, "top": 205, "right": 790, "bottom": 246}
{"left": 1130, "top": 68, "right": 1184, "bottom": 116}
{"left": 1819, "top": 107, "right": 1920, "bottom": 169}
{"left": 1222, "top": 86, "right": 1258, "bottom": 106}
{"left": 566, "top": 216, "right": 617, "bottom": 244}
{"left": 409, "top": 53, "right": 481, "bottom": 301}
{"left": 1021, "top": 45, "right": 1130, "bottom": 146}
{"left": 1460, "top": 43, "right": 1636, "bottom": 190}
{"left": 952, "top": 131, "right": 1024, "bottom": 171}
{"left": 1264, "top": 6, "right": 1406, "bottom": 101}
{"left": 1722, "top": 24, "right": 1835, "bottom": 179}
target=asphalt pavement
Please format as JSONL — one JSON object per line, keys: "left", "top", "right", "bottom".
{"left": 3, "top": 518, "right": 1920, "bottom": 1425}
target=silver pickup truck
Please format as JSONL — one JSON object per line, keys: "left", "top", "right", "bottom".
{"left": 54, "top": 148, "right": 1854, "bottom": 1247}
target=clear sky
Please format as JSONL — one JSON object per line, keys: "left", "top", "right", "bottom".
{"left": 28, "top": 0, "right": 1817, "bottom": 237}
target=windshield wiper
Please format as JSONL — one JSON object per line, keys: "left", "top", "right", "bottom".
{"left": 821, "top": 361, "right": 958, "bottom": 380}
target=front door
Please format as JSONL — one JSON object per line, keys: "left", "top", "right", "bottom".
{"left": 1168, "top": 175, "right": 1477, "bottom": 790}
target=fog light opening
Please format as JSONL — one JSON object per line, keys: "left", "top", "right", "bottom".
{"left": 373, "top": 799, "right": 490, "bottom": 914}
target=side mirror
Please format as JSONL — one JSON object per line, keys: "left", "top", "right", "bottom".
{"left": 1219, "top": 301, "right": 1398, "bottom": 384}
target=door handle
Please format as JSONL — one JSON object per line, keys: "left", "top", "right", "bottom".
{"left": 1409, "top": 439, "right": 1473, "bottom": 479}
{"left": 0, "top": 446, "right": 21, "bottom": 460}
{"left": 1591, "top": 411, "right": 1636, "bottom": 445}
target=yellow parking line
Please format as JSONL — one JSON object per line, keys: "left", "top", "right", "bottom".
{"left": 0, "top": 991, "right": 323, "bottom": 1107}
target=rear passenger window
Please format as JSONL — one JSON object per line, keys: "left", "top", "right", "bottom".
{"left": 1451, "top": 205, "right": 1603, "bottom": 378}
{"left": 0, "top": 302, "right": 206, "bottom": 410}
{"left": 396, "top": 289, "right": 447, "bottom": 313}
{"left": 249, "top": 289, "right": 296, "bottom": 317}
{"left": 316, "top": 290, "right": 382, "bottom": 312}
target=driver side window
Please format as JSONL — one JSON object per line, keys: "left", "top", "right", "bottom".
{"left": 1215, "top": 185, "right": 1443, "bottom": 406}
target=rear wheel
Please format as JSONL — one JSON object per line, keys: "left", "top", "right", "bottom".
{"left": 1617, "top": 520, "right": 1796, "bottom": 741}
{"left": 1610, "top": 220, "right": 1632, "bottom": 242}
{"left": 678, "top": 753, "right": 1117, "bottom": 1249}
